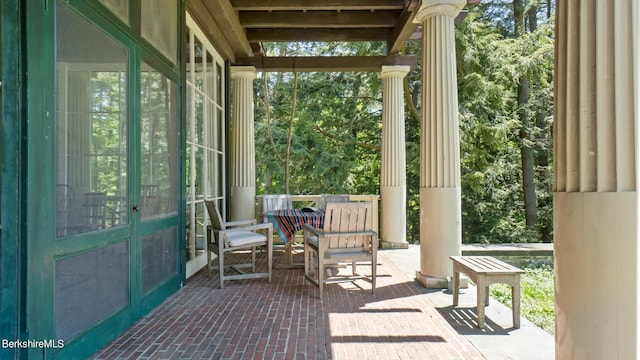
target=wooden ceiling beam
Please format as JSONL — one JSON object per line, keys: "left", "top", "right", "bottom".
{"left": 202, "top": 0, "right": 253, "bottom": 57}
{"left": 234, "top": 55, "right": 417, "bottom": 72}
{"left": 246, "top": 28, "right": 391, "bottom": 42}
{"left": 231, "top": 0, "right": 405, "bottom": 11}
{"left": 387, "top": 0, "right": 420, "bottom": 54}
{"left": 239, "top": 11, "right": 400, "bottom": 28}
{"left": 187, "top": 1, "right": 236, "bottom": 62}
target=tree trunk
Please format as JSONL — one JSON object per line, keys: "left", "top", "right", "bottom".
{"left": 535, "top": 111, "right": 553, "bottom": 243}
{"left": 518, "top": 78, "right": 537, "bottom": 228}
{"left": 283, "top": 72, "right": 298, "bottom": 194}
{"left": 514, "top": 0, "right": 537, "bottom": 230}
{"left": 265, "top": 169, "right": 273, "bottom": 194}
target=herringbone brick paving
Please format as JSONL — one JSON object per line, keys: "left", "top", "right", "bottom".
{"left": 92, "top": 249, "right": 485, "bottom": 359}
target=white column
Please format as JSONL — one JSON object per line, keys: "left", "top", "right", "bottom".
{"left": 230, "top": 66, "right": 257, "bottom": 221}
{"left": 414, "top": 0, "right": 466, "bottom": 288}
{"left": 380, "top": 66, "right": 410, "bottom": 248}
{"left": 554, "top": 2, "right": 638, "bottom": 359}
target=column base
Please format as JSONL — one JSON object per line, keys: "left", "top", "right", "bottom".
{"left": 415, "top": 272, "right": 447, "bottom": 288}
{"left": 415, "top": 271, "right": 468, "bottom": 289}
{"left": 380, "top": 241, "right": 409, "bottom": 249}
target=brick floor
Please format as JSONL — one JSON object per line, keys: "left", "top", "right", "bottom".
{"left": 91, "top": 249, "right": 485, "bottom": 360}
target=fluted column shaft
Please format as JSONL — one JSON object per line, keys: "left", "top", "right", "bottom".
{"left": 230, "top": 66, "right": 257, "bottom": 220}
{"left": 554, "top": 2, "right": 638, "bottom": 359}
{"left": 415, "top": 0, "right": 465, "bottom": 287}
{"left": 380, "top": 66, "right": 410, "bottom": 247}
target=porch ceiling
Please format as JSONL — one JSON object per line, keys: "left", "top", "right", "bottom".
{"left": 187, "top": 0, "right": 478, "bottom": 69}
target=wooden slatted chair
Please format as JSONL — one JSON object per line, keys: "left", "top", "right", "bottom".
{"left": 205, "top": 200, "right": 273, "bottom": 289}
{"left": 303, "top": 202, "right": 377, "bottom": 299}
{"left": 318, "top": 194, "right": 350, "bottom": 209}
{"left": 261, "top": 194, "right": 293, "bottom": 223}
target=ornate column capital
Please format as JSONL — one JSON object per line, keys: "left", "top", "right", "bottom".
{"left": 230, "top": 66, "right": 257, "bottom": 80}
{"left": 380, "top": 65, "right": 410, "bottom": 79}
{"left": 414, "top": 0, "right": 466, "bottom": 23}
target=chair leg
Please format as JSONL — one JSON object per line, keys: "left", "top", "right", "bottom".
{"left": 218, "top": 250, "right": 225, "bottom": 289}
{"left": 206, "top": 228, "right": 213, "bottom": 277}
{"left": 267, "top": 242, "right": 273, "bottom": 283}
{"left": 371, "top": 254, "right": 377, "bottom": 294}
{"left": 318, "top": 252, "right": 324, "bottom": 300}
{"left": 207, "top": 243, "right": 212, "bottom": 277}
{"left": 352, "top": 260, "right": 356, "bottom": 274}
{"left": 251, "top": 246, "right": 257, "bottom": 272}
{"left": 303, "top": 242, "right": 309, "bottom": 283}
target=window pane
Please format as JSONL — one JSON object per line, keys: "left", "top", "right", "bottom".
{"left": 56, "top": 2, "right": 128, "bottom": 237}
{"left": 140, "top": 63, "right": 178, "bottom": 219}
{"left": 194, "top": 38, "right": 204, "bottom": 91}
{"left": 216, "top": 63, "right": 223, "bottom": 105}
{"left": 186, "top": 15, "right": 227, "bottom": 273}
{"left": 141, "top": 0, "right": 178, "bottom": 63}
{"left": 98, "top": 0, "right": 129, "bottom": 24}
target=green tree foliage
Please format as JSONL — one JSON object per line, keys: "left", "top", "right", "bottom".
{"left": 255, "top": 2, "right": 555, "bottom": 244}
{"left": 255, "top": 42, "right": 383, "bottom": 197}
{"left": 454, "top": 7, "right": 554, "bottom": 243}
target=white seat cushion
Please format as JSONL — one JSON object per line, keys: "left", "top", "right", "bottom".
{"left": 226, "top": 231, "right": 267, "bottom": 247}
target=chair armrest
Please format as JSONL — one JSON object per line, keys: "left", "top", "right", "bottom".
{"left": 303, "top": 223, "right": 323, "bottom": 237}
{"left": 221, "top": 222, "right": 272, "bottom": 233}
{"left": 225, "top": 219, "right": 257, "bottom": 228}
{"left": 322, "top": 230, "right": 377, "bottom": 237}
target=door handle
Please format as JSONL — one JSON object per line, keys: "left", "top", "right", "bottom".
{"left": 132, "top": 204, "right": 140, "bottom": 212}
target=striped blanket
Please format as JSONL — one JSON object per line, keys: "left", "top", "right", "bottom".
{"left": 267, "top": 209, "right": 325, "bottom": 244}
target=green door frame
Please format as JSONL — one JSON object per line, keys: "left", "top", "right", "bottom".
{"left": 22, "top": 1, "right": 186, "bottom": 358}
{"left": 0, "top": 1, "right": 27, "bottom": 359}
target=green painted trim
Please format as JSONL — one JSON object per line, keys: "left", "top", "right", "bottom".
{"left": 25, "top": 1, "right": 57, "bottom": 358}
{"left": 0, "top": 1, "right": 27, "bottom": 359}
{"left": 52, "top": 307, "right": 132, "bottom": 360}
{"left": 86, "top": 0, "right": 133, "bottom": 36}
{"left": 140, "top": 274, "right": 181, "bottom": 315}
{"left": 128, "top": 42, "right": 143, "bottom": 320}
{"left": 19, "top": 0, "right": 187, "bottom": 357}
{"left": 54, "top": 228, "right": 131, "bottom": 260}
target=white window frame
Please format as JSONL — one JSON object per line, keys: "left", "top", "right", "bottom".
{"left": 185, "top": 13, "right": 226, "bottom": 277}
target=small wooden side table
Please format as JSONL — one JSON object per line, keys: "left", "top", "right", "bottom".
{"left": 450, "top": 256, "right": 525, "bottom": 328}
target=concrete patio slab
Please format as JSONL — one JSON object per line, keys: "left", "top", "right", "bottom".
{"left": 382, "top": 244, "right": 555, "bottom": 360}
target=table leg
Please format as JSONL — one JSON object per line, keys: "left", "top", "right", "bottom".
{"left": 512, "top": 276, "right": 521, "bottom": 328}
{"left": 285, "top": 241, "right": 293, "bottom": 265}
{"left": 275, "top": 238, "right": 305, "bottom": 269}
{"left": 476, "top": 275, "right": 486, "bottom": 328}
{"left": 485, "top": 285, "right": 490, "bottom": 305}
{"left": 452, "top": 271, "right": 460, "bottom": 306}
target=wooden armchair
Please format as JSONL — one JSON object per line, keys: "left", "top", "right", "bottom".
{"left": 205, "top": 200, "right": 273, "bottom": 289}
{"left": 261, "top": 194, "right": 293, "bottom": 223}
{"left": 303, "top": 202, "right": 377, "bottom": 299}
{"left": 318, "top": 194, "right": 350, "bottom": 209}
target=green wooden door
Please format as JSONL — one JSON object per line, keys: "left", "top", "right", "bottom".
{"left": 25, "top": 1, "right": 184, "bottom": 358}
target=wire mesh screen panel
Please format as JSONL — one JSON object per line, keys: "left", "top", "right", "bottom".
{"left": 56, "top": 2, "right": 129, "bottom": 237}
{"left": 55, "top": 242, "right": 129, "bottom": 341}
{"left": 98, "top": 0, "right": 129, "bottom": 24}
{"left": 140, "top": 63, "right": 178, "bottom": 220}
{"left": 142, "top": 226, "right": 177, "bottom": 294}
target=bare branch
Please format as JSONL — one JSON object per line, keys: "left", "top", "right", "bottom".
{"left": 314, "top": 125, "right": 381, "bottom": 151}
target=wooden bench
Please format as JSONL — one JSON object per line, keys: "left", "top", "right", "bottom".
{"left": 450, "top": 256, "right": 525, "bottom": 328}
